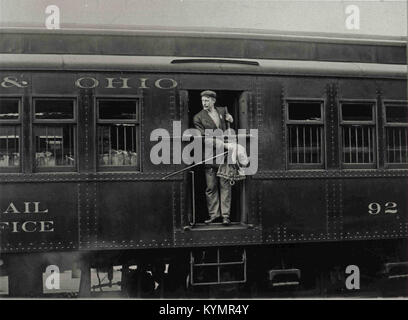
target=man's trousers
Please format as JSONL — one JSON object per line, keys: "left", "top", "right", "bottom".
{"left": 204, "top": 166, "right": 231, "bottom": 219}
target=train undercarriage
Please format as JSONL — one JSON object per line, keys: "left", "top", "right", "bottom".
{"left": 1, "top": 239, "right": 407, "bottom": 298}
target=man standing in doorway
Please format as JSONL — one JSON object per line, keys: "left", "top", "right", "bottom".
{"left": 193, "top": 90, "right": 234, "bottom": 225}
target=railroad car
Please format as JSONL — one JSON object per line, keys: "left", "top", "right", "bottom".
{"left": 0, "top": 28, "right": 407, "bottom": 297}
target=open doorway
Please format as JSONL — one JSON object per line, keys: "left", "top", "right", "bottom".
{"left": 187, "top": 90, "right": 245, "bottom": 227}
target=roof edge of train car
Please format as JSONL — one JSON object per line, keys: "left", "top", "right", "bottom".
{"left": 0, "top": 26, "right": 406, "bottom": 45}
{"left": 0, "top": 27, "right": 406, "bottom": 65}
{"left": 0, "top": 54, "right": 406, "bottom": 79}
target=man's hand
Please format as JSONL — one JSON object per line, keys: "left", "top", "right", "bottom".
{"left": 225, "top": 113, "right": 233, "bottom": 123}
{"left": 224, "top": 142, "right": 236, "bottom": 151}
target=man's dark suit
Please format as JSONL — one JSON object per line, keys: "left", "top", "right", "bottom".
{"left": 193, "top": 106, "right": 228, "bottom": 133}
{"left": 193, "top": 106, "right": 231, "bottom": 221}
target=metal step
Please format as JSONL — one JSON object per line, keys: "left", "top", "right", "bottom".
{"left": 383, "top": 262, "right": 408, "bottom": 280}
{"left": 268, "top": 268, "right": 301, "bottom": 287}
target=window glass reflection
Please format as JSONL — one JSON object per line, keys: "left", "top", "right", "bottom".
{"left": 34, "top": 125, "right": 75, "bottom": 167}
{"left": 0, "top": 126, "right": 19, "bottom": 167}
{"left": 97, "top": 124, "right": 138, "bottom": 166}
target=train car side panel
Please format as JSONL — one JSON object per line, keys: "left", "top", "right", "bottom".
{"left": 0, "top": 183, "right": 79, "bottom": 252}
{"left": 341, "top": 177, "right": 408, "bottom": 240}
{"left": 261, "top": 179, "right": 329, "bottom": 243}
{"left": 81, "top": 181, "right": 176, "bottom": 250}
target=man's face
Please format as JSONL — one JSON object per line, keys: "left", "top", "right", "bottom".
{"left": 201, "top": 96, "right": 215, "bottom": 110}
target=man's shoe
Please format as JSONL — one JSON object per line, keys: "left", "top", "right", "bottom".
{"left": 222, "top": 217, "right": 231, "bottom": 226}
{"left": 205, "top": 217, "right": 220, "bottom": 225}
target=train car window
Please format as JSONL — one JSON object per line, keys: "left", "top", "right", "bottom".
{"left": 99, "top": 100, "right": 138, "bottom": 120}
{"left": 96, "top": 99, "right": 140, "bottom": 170}
{"left": 386, "top": 104, "right": 407, "bottom": 123}
{"left": 0, "top": 99, "right": 20, "bottom": 169}
{"left": 340, "top": 102, "right": 376, "bottom": 167}
{"left": 34, "top": 100, "right": 74, "bottom": 120}
{"left": 33, "top": 99, "right": 76, "bottom": 170}
{"left": 341, "top": 103, "right": 374, "bottom": 122}
{"left": 286, "top": 101, "right": 324, "bottom": 169}
{"left": 384, "top": 102, "right": 408, "bottom": 165}
{"left": 0, "top": 99, "right": 19, "bottom": 120}
{"left": 288, "top": 103, "right": 322, "bottom": 121}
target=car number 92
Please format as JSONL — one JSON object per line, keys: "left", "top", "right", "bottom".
{"left": 368, "top": 202, "right": 398, "bottom": 215}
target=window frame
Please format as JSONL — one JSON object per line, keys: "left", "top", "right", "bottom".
{"left": 383, "top": 99, "right": 408, "bottom": 169}
{"left": 32, "top": 97, "right": 78, "bottom": 172}
{"left": 339, "top": 99, "right": 377, "bottom": 169}
{"left": 95, "top": 96, "right": 142, "bottom": 172}
{"left": 0, "top": 96, "right": 22, "bottom": 173}
{"left": 285, "top": 98, "right": 326, "bottom": 170}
